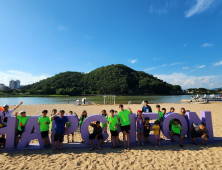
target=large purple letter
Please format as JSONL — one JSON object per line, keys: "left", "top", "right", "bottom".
{"left": 0, "top": 116, "right": 17, "bottom": 148}
{"left": 185, "top": 111, "right": 213, "bottom": 139}
{"left": 17, "top": 116, "right": 45, "bottom": 148}
{"left": 81, "top": 114, "right": 108, "bottom": 144}
{"left": 162, "top": 113, "right": 188, "bottom": 140}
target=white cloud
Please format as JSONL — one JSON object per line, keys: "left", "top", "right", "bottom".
{"left": 58, "top": 25, "right": 65, "bottom": 31}
{"left": 202, "top": 43, "right": 214, "bottom": 47}
{"left": 185, "top": 0, "right": 214, "bottom": 18}
{"left": 153, "top": 57, "right": 162, "bottom": 60}
{"left": 154, "top": 72, "right": 221, "bottom": 89}
{"left": 129, "top": 59, "right": 137, "bottom": 64}
{"left": 84, "top": 36, "right": 93, "bottom": 39}
{"left": 198, "top": 65, "right": 206, "bottom": 68}
{"left": 214, "top": 61, "right": 222, "bottom": 66}
{"left": 183, "top": 67, "right": 188, "bottom": 69}
{"left": 183, "top": 43, "right": 187, "bottom": 47}
{"left": 170, "top": 62, "right": 185, "bottom": 66}
{"left": 0, "top": 70, "right": 50, "bottom": 86}
{"left": 144, "top": 64, "right": 166, "bottom": 71}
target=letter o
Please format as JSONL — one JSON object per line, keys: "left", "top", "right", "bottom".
{"left": 81, "top": 114, "right": 109, "bottom": 144}
{"left": 162, "top": 113, "right": 188, "bottom": 140}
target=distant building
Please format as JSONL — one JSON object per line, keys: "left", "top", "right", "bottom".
{"left": 9, "top": 80, "right": 21, "bottom": 89}
{"left": 0, "top": 84, "right": 5, "bottom": 90}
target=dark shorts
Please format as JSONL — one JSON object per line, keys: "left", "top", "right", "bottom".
{"left": 0, "top": 138, "right": 6, "bottom": 144}
{"left": 121, "top": 125, "right": 130, "bottom": 133}
{"left": 89, "top": 134, "right": 103, "bottom": 140}
{"left": 41, "top": 131, "right": 49, "bottom": 138}
{"left": 16, "top": 130, "right": 23, "bottom": 138}
{"left": 54, "top": 133, "right": 64, "bottom": 142}
{"left": 170, "top": 131, "right": 182, "bottom": 138}
{"left": 191, "top": 131, "right": 209, "bottom": 139}
{"left": 144, "top": 131, "right": 150, "bottom": 137}
{"left": 110, "top": 130, "right": 118, "bottom": 137}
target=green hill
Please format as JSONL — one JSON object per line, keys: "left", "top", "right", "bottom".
{"left": 22, "top": 64, "right": 181, "bottom": 95}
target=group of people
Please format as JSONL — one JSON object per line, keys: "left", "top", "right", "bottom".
{"left": 0, "top": 100, "right": 210, "bottom": 151}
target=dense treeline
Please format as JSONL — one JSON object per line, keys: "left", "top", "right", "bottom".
{"left": 21, "top": 64, "right": 182, "bottom": 95}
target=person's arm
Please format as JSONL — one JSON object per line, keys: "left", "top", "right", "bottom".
{"left": 178, "top": 124, "right": 183, "bottom": 131}
{"left": 51, "top": 113, "right": 60, "bottom": 120}
{"left": 13, "top": 101, "right": 23, "bottom": 110}
{"left": 136, "top": 116, "right": 139, "bottom": 122}
{"left": 127, "top": 107, "right": 132, "bottom": 114}
{"left": 45, "top": 117, "right": 50, "bottom": 125}
{"left": 38, "top": 117, "right": 40, "bottom": 125}
{"left": 74, "top": 112, "right": 78, "bottom": 117}
{"left": 142, "top": 115, "right": 145, "bottom": 122}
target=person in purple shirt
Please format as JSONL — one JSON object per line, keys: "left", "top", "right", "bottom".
{"left": 142, "top": 101, "right": 152, "bottom": 113}
{"left": 136, "top": 110, "right": 145, "bottom": 146}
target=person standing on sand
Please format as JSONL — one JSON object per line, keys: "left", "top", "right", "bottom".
{"left": 79, "top": 110, "right": 88, "bottom": 143}
{"left": 142, "top": 101, "right": 152, "bottom": 113}
{"left": 0, "top": 101, "right": 23, "bottom": 126}
{"left": 51, "top": 110, "right": 68, "bottom": 151}
{"left": 50, "top": 109, "right": 57, "bottom": 130}
{"left": 107, "top": 109, "right": 119, "bottom": 148}
{"left": 14, "top": 110, "right": 29, "bottom": 149}
{"left": 118, "top": 104, "right": 132, "bottom": 150}
{"left": 38, "top": 110, "right": 51, "bottom": 149}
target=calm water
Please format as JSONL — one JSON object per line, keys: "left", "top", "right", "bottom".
{"left": 0, "top": 94, "right": 220, "bottom": 105}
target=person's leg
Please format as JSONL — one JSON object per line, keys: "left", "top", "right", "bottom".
{"left": 89, "top": 139, "right": 94, "bottom": 148}
{"left": 179, "top": 136, "right": 183, "bottom": 145}
{"left": 127, "top": 133, "right": 130, "bottom": 148}
{"left": 15, "top": 137, "right": 20, "bottom": 146}
{"left": 202, "top": 136, "right": 209, "bottom": 144}
{"left": 116, "top": 135, "right": 119, "bottom": 147}
{"left": 112, "top": 136, "right": 115, "bottom": 147}
{"left": 170, "top": 132, "right": 175, "bottom": 141}
{"left": 137, "top": 132, "right": 139, "bottom": 145}
{"left": 98, "top": 139, "right": 103, "bottom": 148}
{"left": 59, "top": 142, "right": 63, "bottom": 150}
{"left": 54, "top": 141, "right": 57, "bottom": 150}
{"left": 43, "top": 137, "right": 49, "bottom": 145}
{"left": 147, "top": 136, "right": 150, "bottom": 143}
{"left": 155, "top": 139, "right": 157, "bottom": 146}
{"left": 141, "top": 132, "right": 144, "bottom": 145}
{"left": 192, "top": 138, "right": 197, "bottom": 145}
{"left": 67, "top": 134, "right": 69, "bottom": 142}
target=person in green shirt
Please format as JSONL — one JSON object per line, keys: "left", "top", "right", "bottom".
{"left": 107, "top": 109, "right": 119, "bottom": 148}
{"left": 79, "top": 110, "right": 87, "bottom": 143}
{"left": 14, "top": 110, "right": 29, "bottom": 149}
{"left": 170, "top": 119, "right": 184, "bottom": 147}
{"left": 99, "top": 110, "right": 108, "bottom": 142}
{"left": 155, "top": 105, "right": 163, "bottom": 123}
{"left": 118, "top": 104, "right": 132, "bottom": 150}
{"left": 38, "top": 110, "right": 51, "bottom": 149}
{"left": 50, "top": 109, "right": 57, "bottom": 130}
{"left": 180, "top": 108, "right": 186, "bottom": 118}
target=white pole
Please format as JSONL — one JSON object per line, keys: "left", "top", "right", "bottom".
{"left": 113, "top": 96, "right": 115, "bottom": 105}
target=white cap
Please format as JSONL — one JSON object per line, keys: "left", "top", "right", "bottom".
{"left": 3, "top": 104, "right": 9, "bottom": 107}
{"left": 19, "top": 110, "right": 26, "bottom": 114}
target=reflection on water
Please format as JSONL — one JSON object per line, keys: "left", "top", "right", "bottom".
{"left": 0, "top": 94, "right": 220, "bottom": 105}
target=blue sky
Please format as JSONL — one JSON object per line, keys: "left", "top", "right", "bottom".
{"left": 0, "top": 0, "right": 222, "bottom": 89}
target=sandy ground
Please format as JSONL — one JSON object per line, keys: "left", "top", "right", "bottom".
{"left": 0, "top": 103, "right": 222, "bottom": 169}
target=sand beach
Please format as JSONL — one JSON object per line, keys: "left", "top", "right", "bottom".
{"left": 1, "top": 103, "right": 222, "bottom": 169}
